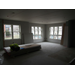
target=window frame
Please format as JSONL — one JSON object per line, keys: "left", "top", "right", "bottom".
{"left": 31, "top": 26, "right": 42, "bottom": 40}
{"left": 4, "top": 24, "right": 21, "bottom": 40}
{"left": 49, "top": 26, "right": 62, "bottom": 40}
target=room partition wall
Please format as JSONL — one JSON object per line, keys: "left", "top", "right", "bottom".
{"left": 62, "top": 20, "right": 75, "bottom": 48}
{"left": 0, "top": 19, "right": 4, "bottom": 50}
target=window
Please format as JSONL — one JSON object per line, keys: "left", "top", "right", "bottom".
{"left": 13, "top": 25, "right": 21, "bottom": 39}
{"left": 4, "top": 24, "right": 21, "bottom": 40}
{"left": 49, "top": 26, "right": 62, "bottom": 40}
{"left": 31, "top": 26, "right": 42, "bottom": 39}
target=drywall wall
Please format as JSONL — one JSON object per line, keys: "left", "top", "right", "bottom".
{"left": 45, "top": 23, "right": 63, "bottom": 44}
{"left": 0, "top": 19, "right": 4, "bottom": 50}
{"left": 4, "top": 19, "right": 45, "bottom": 47}
{"left": 66, "top": 20, "right": 75, "bottom": 47}
{"left": 44, "top": 24, "right": 47, "bottom": 42}
{"left": 63, "top": 26, "right": 68, "bottom": 47}
{"left": 24, "top": 33, "right": 33, "bottom": 44}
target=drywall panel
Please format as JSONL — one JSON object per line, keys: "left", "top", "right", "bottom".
{"left": 5, "top": 39, "right": 21, "bottom": 47}
{"left": 67, "top": 20, "right": 75, "bottom": 47}
{"left": 0, "top": 20, "right": 3, "bottom": 50}
{"left": 63, "top": 26, "right": 68, "bottom": 47}
{"left": 44, "top": 24, "right": 47, "bottom": 41}
{"left": 24, "top": 33, "right": 33, "bottom": 44}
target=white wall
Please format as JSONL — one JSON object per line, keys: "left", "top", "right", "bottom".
{"left": 44, "top": 25, "right": 47, "bottom": 41}
{"left": 0, "top": 19, "right": 4, "bottom": 50}
{"left": 63, "top": 26, "right": 68, "bottom": 47}
{"left": 4, "top": 19, "right": 45, "bottom": 47}
{"left": 45, "top": 23, "right": 63, "bottom": 44}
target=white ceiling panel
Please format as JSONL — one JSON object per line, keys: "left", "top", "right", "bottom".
{"left": 0, "top": 9, "right": 75, "bottom": 24}
{"left": 0, "top": 9, "right": 24, "bottom": 19}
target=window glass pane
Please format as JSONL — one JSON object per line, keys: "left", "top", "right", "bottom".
{"left": 13, "top": 25, "right": 19, "bottom": 31}
{"left": 31, "top": 26, "right": 34, "bottom": 35}
{"left": 13, "top": 25, "right": 20, "bottom": 39}
{"left": 35, "top": 27, "right": 38, "bottom": 35}
{"left": 58, "top": 36, "right": 62, "bottom": 40}
{"left": 31, "top": 26, "right": 42, "bottom": 40}
{"left": 4, "top": 32, "right": 12, "bottom": 40}
{"left": 35, "top": 35, "right": 38, "bottom": 39}
{"left": 39, "top": 35, "right": 42, "bottom": 39}
{"left": 50, "top": 27, "right": 53, "bottom": 35}
{"left": 39, "top": 27, "right": 41, "bottom": 35}
{"left": 54, "top": 27, "right": 57, "bottom": 35}
{"left": 54, "top": 36, "right": 57, "bottom": 39}
{"left": 4, "top": 25, "right": 12, "bottom": 32}
{"left": 13, "top": 32, "right": 20, "bottom": 39}
{"left": 4, "top": 25, "right": 12, "bottom": 39}
{"left": 50, "top": 36, "right": 53, "bottom": 39}
{"left": 59, "top": 26, "right": 62, "bottom": 35}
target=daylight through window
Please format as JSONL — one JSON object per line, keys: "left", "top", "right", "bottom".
{"left": 31, "top": 26, "right": 42, "bottom": 39}
{"left": 49, "top": 26, "right": 62, "bottom": 40}
{"left": 4, "top": 24, "right": 21, "bottom": 40}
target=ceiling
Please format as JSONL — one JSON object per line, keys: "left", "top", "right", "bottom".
{"left": 0, "top": 9, "right": 75, "bottom": 24}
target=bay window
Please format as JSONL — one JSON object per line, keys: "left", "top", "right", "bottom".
{"left": 31, "top": 26, "right": 42, "bottom": 39}
{"left": 49, "top": 26, "right": 62, "bottom": 40}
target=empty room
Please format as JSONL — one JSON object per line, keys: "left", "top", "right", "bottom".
{"left": 0, "top": 9, "right": 75, "bottom": 65}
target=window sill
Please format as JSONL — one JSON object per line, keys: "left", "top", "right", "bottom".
{"left": 33, "top": 39, "right": 42, "bottom": 40}
{"left": 49, "top": 39, "right": 61, "bottom": 40}
{"left": 4, "top": 39, "right": 21, "bottom": 41}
